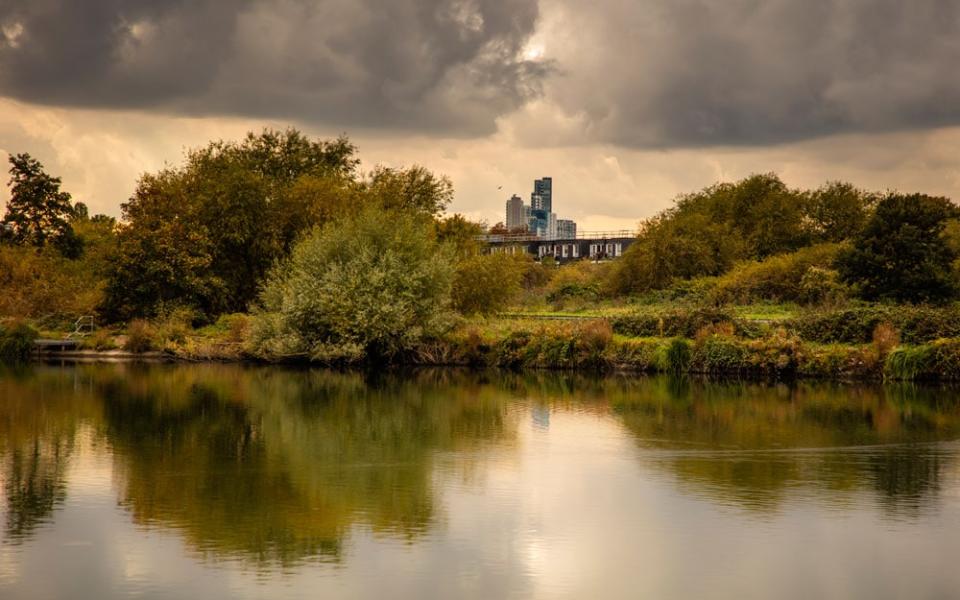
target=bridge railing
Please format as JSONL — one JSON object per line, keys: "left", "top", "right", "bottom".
{"left": 478, "top": 229, "right": 637, "bottom": 243}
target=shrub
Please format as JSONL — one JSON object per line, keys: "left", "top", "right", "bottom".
{"left": 694, "top": 322, "right": 736, "bottom": 345}
{"left": 206, "top": 313, "right": 252, "bottom": 345}
{"left": 545, "top": 261, "right": 607, "bottom": 310}
{"left": 607, "top": 338, "right": 667, "bottom": 371}
{"left": 798, "top": 266, "right": 847, "bottom": 306}
{"left": 0, "top": 320, "right": 39, "bottom": 362}
{"left": 452, "top": 253, "right": 523, "bottom": 315}
{"left": 692, "top": 335, "right": 746, "bottom": 374}
{"left": 613, "top": 307, "right": 745, "bottom": 338}
{"left": 82, "top": 328, "right": 117, "bottom": 351}
{"left": 123, "top": 319, "right": 155, "bottom": 353}
{"left": 661, "top": 277, "right": 719, "bottom": 305}
{"left": 573, "top": 320, "right": 613, "bottom": 367}
{"left": 253, "top": 207, "right": 455, "bottom": 363}
{"left": 790, "top": 305, "right": 960, "bottom": 344}
{"left": 708, "top": 243, "right": 845, "bottom": 305}
{"left": 743, "top": 329, "right": 802, "bottom": 376}
{"left": 151, "top": 306, "right": 196, "bottom": 350}
{"left": 797, "top": 344, "right": 878, "bottom": 380}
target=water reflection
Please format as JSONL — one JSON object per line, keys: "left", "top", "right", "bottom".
{"left": 1, "top": 365, "right": 960, "bottom": 572}
{"left": 605, "top": 377, "right": 960, "bottom": 516}
{"left": 0, "top": 368, "right": 97, "bottom": 544}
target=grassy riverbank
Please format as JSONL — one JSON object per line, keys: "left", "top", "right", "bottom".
{"left": 13, "top": 302, "right": 960, "bottom": 382}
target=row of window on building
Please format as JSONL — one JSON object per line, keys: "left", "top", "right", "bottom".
{"left": 536, "top": 243, "right": 622, "bottom": 259}
{"left": 489, "top": 242, "right": 623, "bottom": 260}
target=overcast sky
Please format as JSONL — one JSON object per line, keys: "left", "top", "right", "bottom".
{"left": 2, "top": 0, "right": 960, "bottom": 230}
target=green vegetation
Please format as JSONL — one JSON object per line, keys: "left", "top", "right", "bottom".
{"left": 1, "top": 155, "right": 116, "bottom": 325}
{"left": 607, "top": 175, "right": 873, "bottom": 295}
{"left": 100, "top": 130, "right": 360, "bottom": 320}
{"left": 0, "top": 320, "right": 38, "bottom": 362}
{"left": 251, "top": 207, "right": 454, "bottom": 363}
{"left": 4, "top": 130, "right": 960, "bottom": 381}
{"left": 452, "top": 253, "right": 524, "bottom": 315}
{"left": 707, "top": 243, "right": 847, "bottom": 305}
{"left": 837, "top": 194, "right": 959, "bottom": 303}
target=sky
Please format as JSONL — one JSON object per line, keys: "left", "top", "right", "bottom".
{"left": 2, "top": 0, "right": 960, "bottom": 231}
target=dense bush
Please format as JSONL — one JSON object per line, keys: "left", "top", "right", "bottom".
{"left": 0, "top": 320, "right": 38, "bottom": 362}
{"left": 708, "top": 243, "right": 846, "bottom": 305}
{"left": 452, "top": 253, "right": 523, "bottom": 315}
{"left": 544, "top": 261, "right": 607, "bottom": 310}
{"left": 81, "top": 328, "right": 118, "bottom": 351}
{"left": 417, "top": 320, "right": 615, "bottom": 370}
{"left": 123, "top": 319, "right": 155, "bottom": 353}
{"left": 608, "top": 174, "right": 873, "bottom": 295}
{"left": 790, "top": 305, "right": 960, "bottom": 344}
{"left": 0, "top": 242, "right": 108, "bottom": 322}
{"left": 611, "top": 307, "right": 762, "bottom": 338}
{"left": 252, "top": 207, "right": 454, "bottom": 363}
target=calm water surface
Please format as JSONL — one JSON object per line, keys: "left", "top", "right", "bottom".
{"left": 2, "top": 364, "right": 960, "bottom": 599}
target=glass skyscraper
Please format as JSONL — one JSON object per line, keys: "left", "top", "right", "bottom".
{"left": 532, "top": 177, "right": 552, "bottom": 213}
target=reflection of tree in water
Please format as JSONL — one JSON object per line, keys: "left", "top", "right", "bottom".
{"left": 3, "top": 436, "right": 73, "bottom": 543}
{"left": 605, "top": 377, "right": 960, "bottom": 516}
{"left": 97, "top": 366, "right": 516, "bottom": 567}
{"left": 0, "top": 366, "right": 96, "bottom": 544}
{"left": 5, "top": 364, "right": 959, "bottom": 560}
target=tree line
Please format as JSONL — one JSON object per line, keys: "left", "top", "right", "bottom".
{"left": 609, "top": 173, "right": 960, "bottom": 304}
{"left": 2, "top": 129, "right": 959, "bottom": 362}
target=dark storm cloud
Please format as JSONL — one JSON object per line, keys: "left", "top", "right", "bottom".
{"left": 547, "top": 0, "right": 960, "bottom": 147}
{"left": 4, "top": 0, "right": 960, "bottom": 147}
{"left": 0, "top": 0, "right": 547, "bottom": 134}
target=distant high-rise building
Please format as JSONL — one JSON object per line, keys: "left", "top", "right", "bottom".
{"left": 532, "top": 177, "right": 552, "bottom": 213}
{"left": 505, "top": 194, "right": 525, "bottom": 231}
{"left": 498, "top": 176, "right": 575, "bottom": 244}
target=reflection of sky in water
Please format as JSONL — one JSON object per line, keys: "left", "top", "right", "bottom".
{"left": 1, "top": 366, "right": 960, "bottom": 598}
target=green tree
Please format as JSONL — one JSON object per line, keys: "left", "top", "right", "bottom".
{"left": 2, "top": 153, "right": 78, "bottom": 254}
{"left": 103, "top": 129, "right": 359, "bottom": 319}
{"left": 366, "top": 165, "right": 453, "bottom": 218}
{"left": 803, "top": 181, "right": 873, "bottom": 243}
{"left": 253, "top": 206, "right": 454, "bottom": 362}
{"left": 611, "top": 211, "right": 743, "bottom": 294}
{"left": 100, "top": 172, "right": 226, "bottom": 321}
{"left": 690, "top": 173, "right": 809, "bottom": 259}
{"left": 836, "top": 193, "right": 959, "bottom": 303}
{"left": 610, "top": 174, "right": 814, "bottom": 295}
{"left": 452, "top": 253, "right": 523, "bottom": 315}
{"left": 435, "top": 214, "right": 485, "bottom": 260}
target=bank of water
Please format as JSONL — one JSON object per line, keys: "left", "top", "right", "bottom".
{"left": 2, "top": 364, "right": 960, "bottom": 599}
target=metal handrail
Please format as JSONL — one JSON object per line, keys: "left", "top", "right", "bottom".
{"left": 478, "top": 229, "right": 636, "bottom": 243}
{"left": 66, "top": 315, "right": 95, "bottom": 338}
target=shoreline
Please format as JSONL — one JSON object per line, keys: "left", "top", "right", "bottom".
{"left": 28, "top": 336, "right": 960, "bottom": 383}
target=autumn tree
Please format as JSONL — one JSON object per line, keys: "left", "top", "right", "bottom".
{"left": 2, "top": 153, "right": 78, "bottom": 254}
